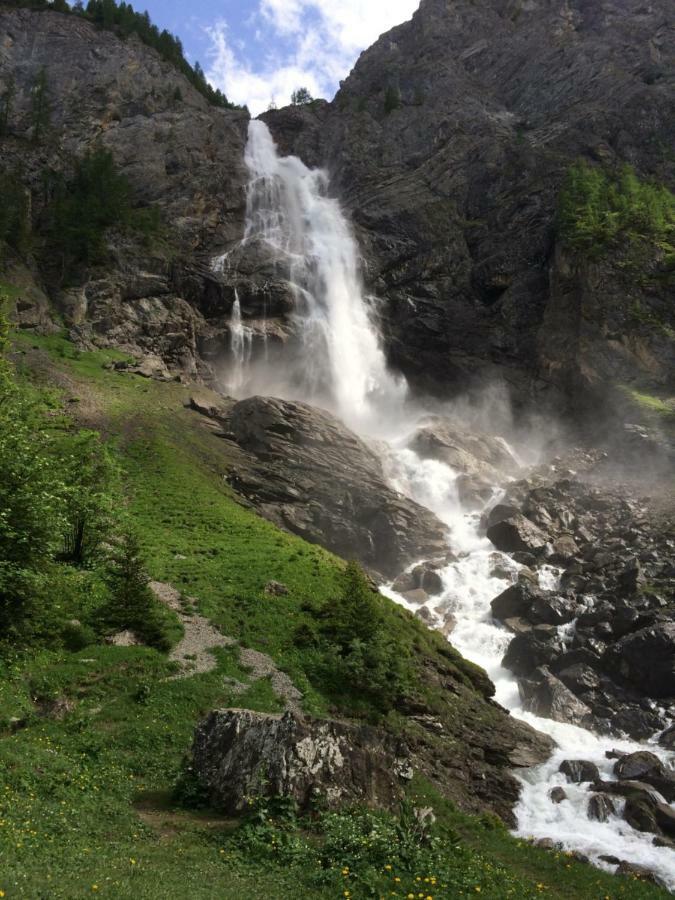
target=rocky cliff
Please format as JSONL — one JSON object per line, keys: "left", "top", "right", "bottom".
{"left": 264, "top": 0, "right": 675, "bottom": 411}
{"left": 2, "top": 2, "right": 674, "bottom": 417}
{"left": 0, "top": 6, "right": 249, "bottom": 377}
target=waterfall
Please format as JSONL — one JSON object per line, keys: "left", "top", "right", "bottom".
{"left": 228, "top": 291, "right": 252, "bottom": 394}
{"left": 240, "top": 120, "right": 406, "bottom": 432}
{"left": 217, "top": 119, "right": 675, "bottom": 888}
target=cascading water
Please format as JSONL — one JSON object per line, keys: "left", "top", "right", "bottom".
{"left": 232, "top": 120, "right": 405, "bottom": 432}
{"left": 222, "top": 120, "right": 675, "bottom": 887}
{"left": 227, "top": 291, "right": 253, "bottom": 394}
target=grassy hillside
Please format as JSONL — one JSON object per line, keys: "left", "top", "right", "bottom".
{"left": 0, "top": 327, "right": 667, "bottom": 898}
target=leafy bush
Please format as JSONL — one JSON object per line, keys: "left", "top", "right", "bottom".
{"left": 557, "top": 161, "right": 675, "bottom": 262}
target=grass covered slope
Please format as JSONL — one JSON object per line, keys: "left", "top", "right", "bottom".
{"left": 0, "top": 329, "right": 668, "bottom": 898}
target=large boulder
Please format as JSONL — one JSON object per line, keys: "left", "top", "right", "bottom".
{"left": 224, "top": 397, "right": 448, "bottom": 577}
{"left": 614, "top": 752, "right": 675, "bottom": 803}
{"left": 604, "top": 623, "right": 675, "bottom": 698}
{"left": 518, "top": 666, "right": 592, "bottom": 726}
{"left": 407, "top": 418, "right": 520, "bottom": 480}
{"left": 487, "top": 515, "right": 550, "bottom": 555}
{"left": 190, "top": 709, "right": 410, "bottom": 813}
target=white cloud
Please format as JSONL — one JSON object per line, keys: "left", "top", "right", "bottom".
{"left": 206, "top": 0, "right": 419, "bottom": 114}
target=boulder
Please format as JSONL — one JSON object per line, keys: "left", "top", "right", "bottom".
{"left": 502, "top": 629, "right": 561, "bottom": 677}
{"left": 264, "top": 581, "right": 289, "bottom": 596}
{"left": 487, "top": 515, "right": 550, "bottom": 555}
{"left": 588, "top": 794, "right": 615, "bottom": 823}
{"left": 190, "top": 709, "right": 410, "bottom": 813}
{"left": 616, "top": 861, "right": 667, "bottom": 888}
{"left": 556, "top": 663, "right": 600, "bottom": 695}
{"left": 491, "top": 582, "right": 540, "bottom": 621}
{"left": 407, "top": 419, "right": 520, "bottom": 482}
{"left": 559, "top": 759, "right": 600, "bottom": 784}
{"left": 549, "top": 786, "right": 567, "bottom": 804}
{"left": 224, "top": 397, "right": 448, "bottom": 578}
{"left": 411, "top": 563, "right": 444, "bottom": 596}
{"left": 519, "top": 667, "right": 592, "bottom": 726}
{"left": 659, "top": 724, "right": 675, "bottom": 750}
{"left": 604, "top": 622, "right": 675, "bottom": 698}
{"left": 614, "top": 752, "right": 675, "bottom": 803}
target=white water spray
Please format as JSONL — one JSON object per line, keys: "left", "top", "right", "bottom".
{"left": 230, "top": 120, "right": 405, "bottom": 432}
{"left": 218, "top": 120, "right": 675, "bottom": 887}
{"left": 228, "top": 291, "right": 253, "bottom": 394}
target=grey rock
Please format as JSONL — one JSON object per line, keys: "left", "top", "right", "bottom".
{"left": 487, "top": 515, "right": 550, "bottom": 555}
{"left": 519, "top": 666, "right": 592, "bottom": 726}
{"left": 559, "top": 759, "right": 600, "bottom": 784}
{"left": 549, "top": 786, "right": 567, "bottom": 804}
{"left": 223, "top": 396, "right": 448, "bottom": 578}
{"left": 191, "top": 709, "right": 409, "bottom": 812}
{"left": 587, "top": 794, "right": 616, "bottom": 823}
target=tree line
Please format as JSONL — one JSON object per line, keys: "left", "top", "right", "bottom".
{"left": 4, "top": 0, "right": 242, "bottom": 111}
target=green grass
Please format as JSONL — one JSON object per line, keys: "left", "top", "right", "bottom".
{"left": 0, "top": 332, "right": 668, "bottom": 898}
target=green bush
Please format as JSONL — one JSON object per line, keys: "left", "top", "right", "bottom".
{"left": 557, "top": 160, "right": 675, "bottom": 262}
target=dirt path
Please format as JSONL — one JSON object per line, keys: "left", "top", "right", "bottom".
{"left": 150, "top": 581, "right": 303, "bottom": 713}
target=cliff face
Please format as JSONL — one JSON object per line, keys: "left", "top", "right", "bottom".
{"left": 1, "top": 2, "right": 674, "bottom": 411}
{"left": 0, "top": 7, "right": 250, "bottom": 378}
{"left": 265, "top": 0, "right": 675, "bottom": 409}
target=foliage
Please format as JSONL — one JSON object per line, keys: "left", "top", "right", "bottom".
{"left": 307, "top": 561, "right": 411, "bottom": 715}
{"left": 291, "top": 86, "right": 313, "bottom": 105}
{"left": 41, "top": 147, "right": 157, "bottom": 283}
{"left": 557, "top": 161, "right": 675, "bottom": 262}
{"left": 0, "top": 329, "right": 667, "bottom": 898}
{"left": 102, "top": 530, "right": 172, "bottom": 650}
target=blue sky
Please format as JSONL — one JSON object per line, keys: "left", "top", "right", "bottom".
{"left": 139, "top": 0, "right": 420, "bottom": 114}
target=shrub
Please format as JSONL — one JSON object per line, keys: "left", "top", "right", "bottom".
{"left": 557, "top": 160, "right": 675, "bottom": 262}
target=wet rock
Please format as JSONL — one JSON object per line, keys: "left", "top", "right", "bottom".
{"left": 491, "top": 582, "right": 540, "bottom": 621}
{"left": 411, "top": 563, "right": 444, "bottom": 596}
{"left": 604, "top": 622, "right": 675, "bottom": 699}
{"left": 402, "top": 588, "right": 430, "bottom": 606}
{"left": 559, "top": 759, "right": 600, "bottom": 784}
{"left": 659, "top": 724, "right": 675, "bottom": 750}
{"left": 487, "top": 515, "right": 550, "bottom": 555}
{"left": 502, "top": 629, "right": 561, "bottom": 677}
{"left": 549, "top": 786, "right": 567, "bottom": 804}
{"left": 615, "top": 861, "right": 666, "bottom": 888}
{"left": 407, "top": 419, "right": 520, "bottom": 484}
{"left": 556, "top": 663, "right": 600, "bottom": 695}
{"left": 551, "top": 535, "right": 580, "bottom": 563}
{"left": 191, "top": 709, "right": 410, "bottom": 813}
{"left": 614, "top": 752, "right": 675, "bottom": 803}
{"left": 487, "top": 504, "right": 521, "bottom": 530}
{"left": 224, "top": 397, "right": 448, "bottom": 578}
{"left": 519, "top": 667, "right": 592, "bottom": 726}
{"left": 588, "top": 794, "right": 616, "bottom": 822}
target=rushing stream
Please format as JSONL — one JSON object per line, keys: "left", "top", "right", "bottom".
{"left": 215, "top": 119, "right": 675, "bottom": 889}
